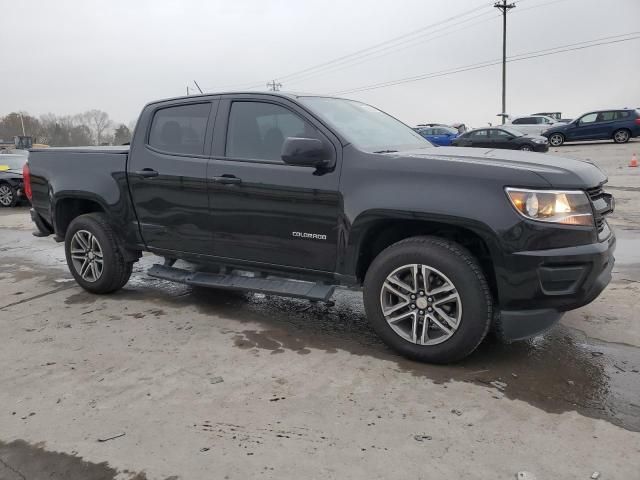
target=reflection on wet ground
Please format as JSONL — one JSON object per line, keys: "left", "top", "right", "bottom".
{"left": 3, "top": 225, "right": 640, "bottom": 433}
{"left": 71, "top": 267, "right": 640, "bottom": 433}
{"left": 0, "top": 439, "right": 152, "bottom": 480}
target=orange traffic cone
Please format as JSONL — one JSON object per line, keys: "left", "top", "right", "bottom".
{"left": 630, "top": 153, "right": 638, "bottom": 168}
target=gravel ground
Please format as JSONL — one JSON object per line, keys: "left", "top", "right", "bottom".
{"left": 1, "top": 140, "right": 639, "bottom": 479}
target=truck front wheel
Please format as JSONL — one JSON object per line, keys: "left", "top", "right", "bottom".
{"left": 363, "top": 236, "right": 493, "bottom": 363}
{"left": 64, "top": 213, "right": 133, "bottom": 294}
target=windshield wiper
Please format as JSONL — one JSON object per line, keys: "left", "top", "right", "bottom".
{"left": 373, "top": 149, "right": 398, "bottom": 154}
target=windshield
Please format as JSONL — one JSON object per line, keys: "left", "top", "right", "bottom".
{"left": 299, "top": 97, "right": 432, "bottom": 152}
{"left": 0, "top": 151, "right": 28, "bottom": 170}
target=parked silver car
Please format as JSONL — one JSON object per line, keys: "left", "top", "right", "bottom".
{"left": 506, "top": 115, "right": 558, "bottom": 136}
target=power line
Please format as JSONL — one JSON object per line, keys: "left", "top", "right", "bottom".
{"left": 202, "top": 0, "right": 578, "bottom": 92}
{"left": 202, "top": 1, "right": 496, "bottom": 91}
{"left": 254, "top": 0, "right": 569, "bottom": 89}
{"left": 284, "top": 10, "right": 500, "bottom": 87}
{"left": 276, "top": 9, "right": 497, "bottom": 86}
{"left": 332, "top": 32, "right": 640, "bottom": 95}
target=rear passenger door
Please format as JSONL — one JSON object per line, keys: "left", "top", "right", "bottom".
{"left": 592, "top": 111, "right": 617, "bottom": 139}
{"left": 207, "top": 96, "right": 342, "bottom": 273}
{"left": 128, "top": 99, "right": 218, "bottom": 254}
{"left": 466, "top": 129, "right": 491, "bottom": 148}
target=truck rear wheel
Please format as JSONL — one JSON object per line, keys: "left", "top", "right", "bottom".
{"left": 64, "top": 213, "right": 133, "bottom": 294}
{"left": 363, "top": 236, "right": 492, "bottom": 363}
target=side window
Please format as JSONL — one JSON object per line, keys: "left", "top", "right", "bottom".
{"left": 579, "top": 113, "right": 598, "bottom": 125}
{"left": 148, "top": 103, "right": 211, "bottom": 155}
{"left": 512, "top": 118, "right": 525, "bottom": 125}
{"left": 595, "top": 111, "right": 616, "bottom": 122}
{"left": 226, "top": 102, "right": 320, "bottom": 161}
{"left": 491, "top": 129, "right": 510, "bottom": 138}
{"left": 615, "top": 110, "right": 630, "bottom": 120}
{"left": 470, "top": 130, "right": 488, "bottom": 138}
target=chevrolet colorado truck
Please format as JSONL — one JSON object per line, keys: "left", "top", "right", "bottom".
{"left": 25, "top": 92, "right": 615, "bottom": 363}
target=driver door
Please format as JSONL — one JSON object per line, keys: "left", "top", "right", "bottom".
{"left": 570, "top": 112, "right": 598, "bottom": 140}
{"left": 207, "top": 96, "right": 342, "bottom": 272}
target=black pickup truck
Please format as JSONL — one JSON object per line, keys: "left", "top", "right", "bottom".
{"left": 25, "top": 92, "right": 615, "bottom": 363}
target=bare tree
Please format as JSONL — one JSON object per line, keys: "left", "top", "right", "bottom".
{"left": 82, "top": 109, "right": 112, "bottom": 145}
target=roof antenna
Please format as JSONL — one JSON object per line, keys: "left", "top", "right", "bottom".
{"left": 193, "top": 80, "right": 203, "bottom": 94}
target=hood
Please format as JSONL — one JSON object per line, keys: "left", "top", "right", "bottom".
{"left": 521, "top": 134, "right": 547, "bottom": 140}
{"left": 544, "top": 121, "right": 575, "bottom": 133}
{"left": 395, "top": 146, "right": 606, "bottom": 189}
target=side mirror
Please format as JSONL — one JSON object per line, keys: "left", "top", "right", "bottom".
{"left": 281, "top": 137, "right": 332, "bottom": 169}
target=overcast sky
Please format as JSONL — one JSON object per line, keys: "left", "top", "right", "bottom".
{"left": 2, "top": 0, "right": 639, "bottom": 127}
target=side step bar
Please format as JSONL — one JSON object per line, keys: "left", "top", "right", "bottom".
{"left": 148, "top": 264, "right": 335, "bottom": 302}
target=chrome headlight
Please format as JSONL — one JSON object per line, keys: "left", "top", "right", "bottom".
{"left": 505, "top": 188, "right": 593, "bottom": 226}
{"left": 532, "top": 138, "right": 548, "bottom": 144}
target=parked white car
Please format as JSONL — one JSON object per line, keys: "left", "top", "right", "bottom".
{"left": 506, "top": 115, "right": 558, "bottom": 136}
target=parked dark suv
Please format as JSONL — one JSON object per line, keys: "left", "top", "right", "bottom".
{"left": 543, "top": 108, "right": 640, "bottom": 146}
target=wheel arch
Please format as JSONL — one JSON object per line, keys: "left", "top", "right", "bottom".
{"left": 350, "top": 214, "right": 500, "bottom": 302}
{"left": 53, "top": 195, "right": 107, "bottom": 237}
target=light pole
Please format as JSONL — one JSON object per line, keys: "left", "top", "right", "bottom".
{"left": 494, "top": 0, "right": 515, "bottom": 124}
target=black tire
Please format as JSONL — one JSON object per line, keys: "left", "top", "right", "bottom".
{"left": 363, "top": 236, "right": 493, "bottom": 364}
{"left": 519, "top": 144, "right": 533, "bottom": 151}
{"left": 0, "top": 182, "right": 18, "bottom": 208}
{"left": 64, "top": 213, "right": 133, "bottom": 294}
{"left": 613, "top": 128, "right": 630, "bottom": 144}
{"left": 548, "top": 133, "right": 564, "bottom": 147}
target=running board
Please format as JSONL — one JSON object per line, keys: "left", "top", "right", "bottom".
{"left": 147, "top": 264, "right": 335, "bottom": 301}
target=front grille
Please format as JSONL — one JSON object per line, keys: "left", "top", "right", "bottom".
{"left": 585, "top": 185, "right": 610, "bottom": 233}
{"left": 586, "top": 185, "right": 604, "bottom": 201}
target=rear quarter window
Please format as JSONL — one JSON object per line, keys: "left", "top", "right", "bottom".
{"left": 616, "top": 110, "right": 631, "bottom": 120}
{"left": 148, "top": 103, "right": 212, "bottom": 155}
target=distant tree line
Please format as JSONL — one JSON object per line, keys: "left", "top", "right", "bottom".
{"left": 0, "top": 110, "right": 134, "bottom": 147}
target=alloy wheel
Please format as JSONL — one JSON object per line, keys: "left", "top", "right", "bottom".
{"left": 0, "top": 185, "right": 13, "bottom": 206}
{"left": 549, "top": 134, "right": 563, "bottom": 146}
{"left": 70, "top": 230, "right": 104, "bottom": 282}
{"left": 614, "top": 130, "right": 629, "bottom": 143}
{"left": 380, "top": 264, "right": 462, "bottom": 346}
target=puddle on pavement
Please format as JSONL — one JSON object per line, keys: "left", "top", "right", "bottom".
{"left": 612, "top": 229, "right": 640, "bottom": 266}
{"left": 0, "top": 439, "right": 156, "bottom": 480}
{"left": 92, "top": 276, "right": 640, "bottom": 433}
{"left": 4, "top": 230, "right": 640, "bottom": 432}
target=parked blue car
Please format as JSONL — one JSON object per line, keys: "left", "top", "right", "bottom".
{"left": 415, "top": 126, "right": 459, "bottom": 146}
{"left": 543, "top": 108, "right": 640, "bottom": 146}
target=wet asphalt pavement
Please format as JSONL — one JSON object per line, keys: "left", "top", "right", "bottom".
{"left": 1, "top": 142, "right": 640, "bottom": 479}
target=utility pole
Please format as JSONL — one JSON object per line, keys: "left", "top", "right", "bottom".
{"left": 187, "top": 85, "right": 190, "bottom": 95}
{"left": 19, "top": 113, "right": 26, "bottom": 136}
{"left": 266, "top": 80, "right": 282, "bottom": 92}
{"left": 494, "top": 0, "right": 515, "bottom": 124}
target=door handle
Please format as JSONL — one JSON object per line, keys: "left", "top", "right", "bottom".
{"left": 135, "top": 168, "right": 159, "bottom": 178}
{"left": 212, "top": 175, "right": 242, "bottom": 185}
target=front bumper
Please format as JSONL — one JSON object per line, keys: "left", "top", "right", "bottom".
{"left": 532, "top": 143, "right": 549, "bottom": 152}
{"left": 497, "top": 227, "right": 615, "bottom": 340}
